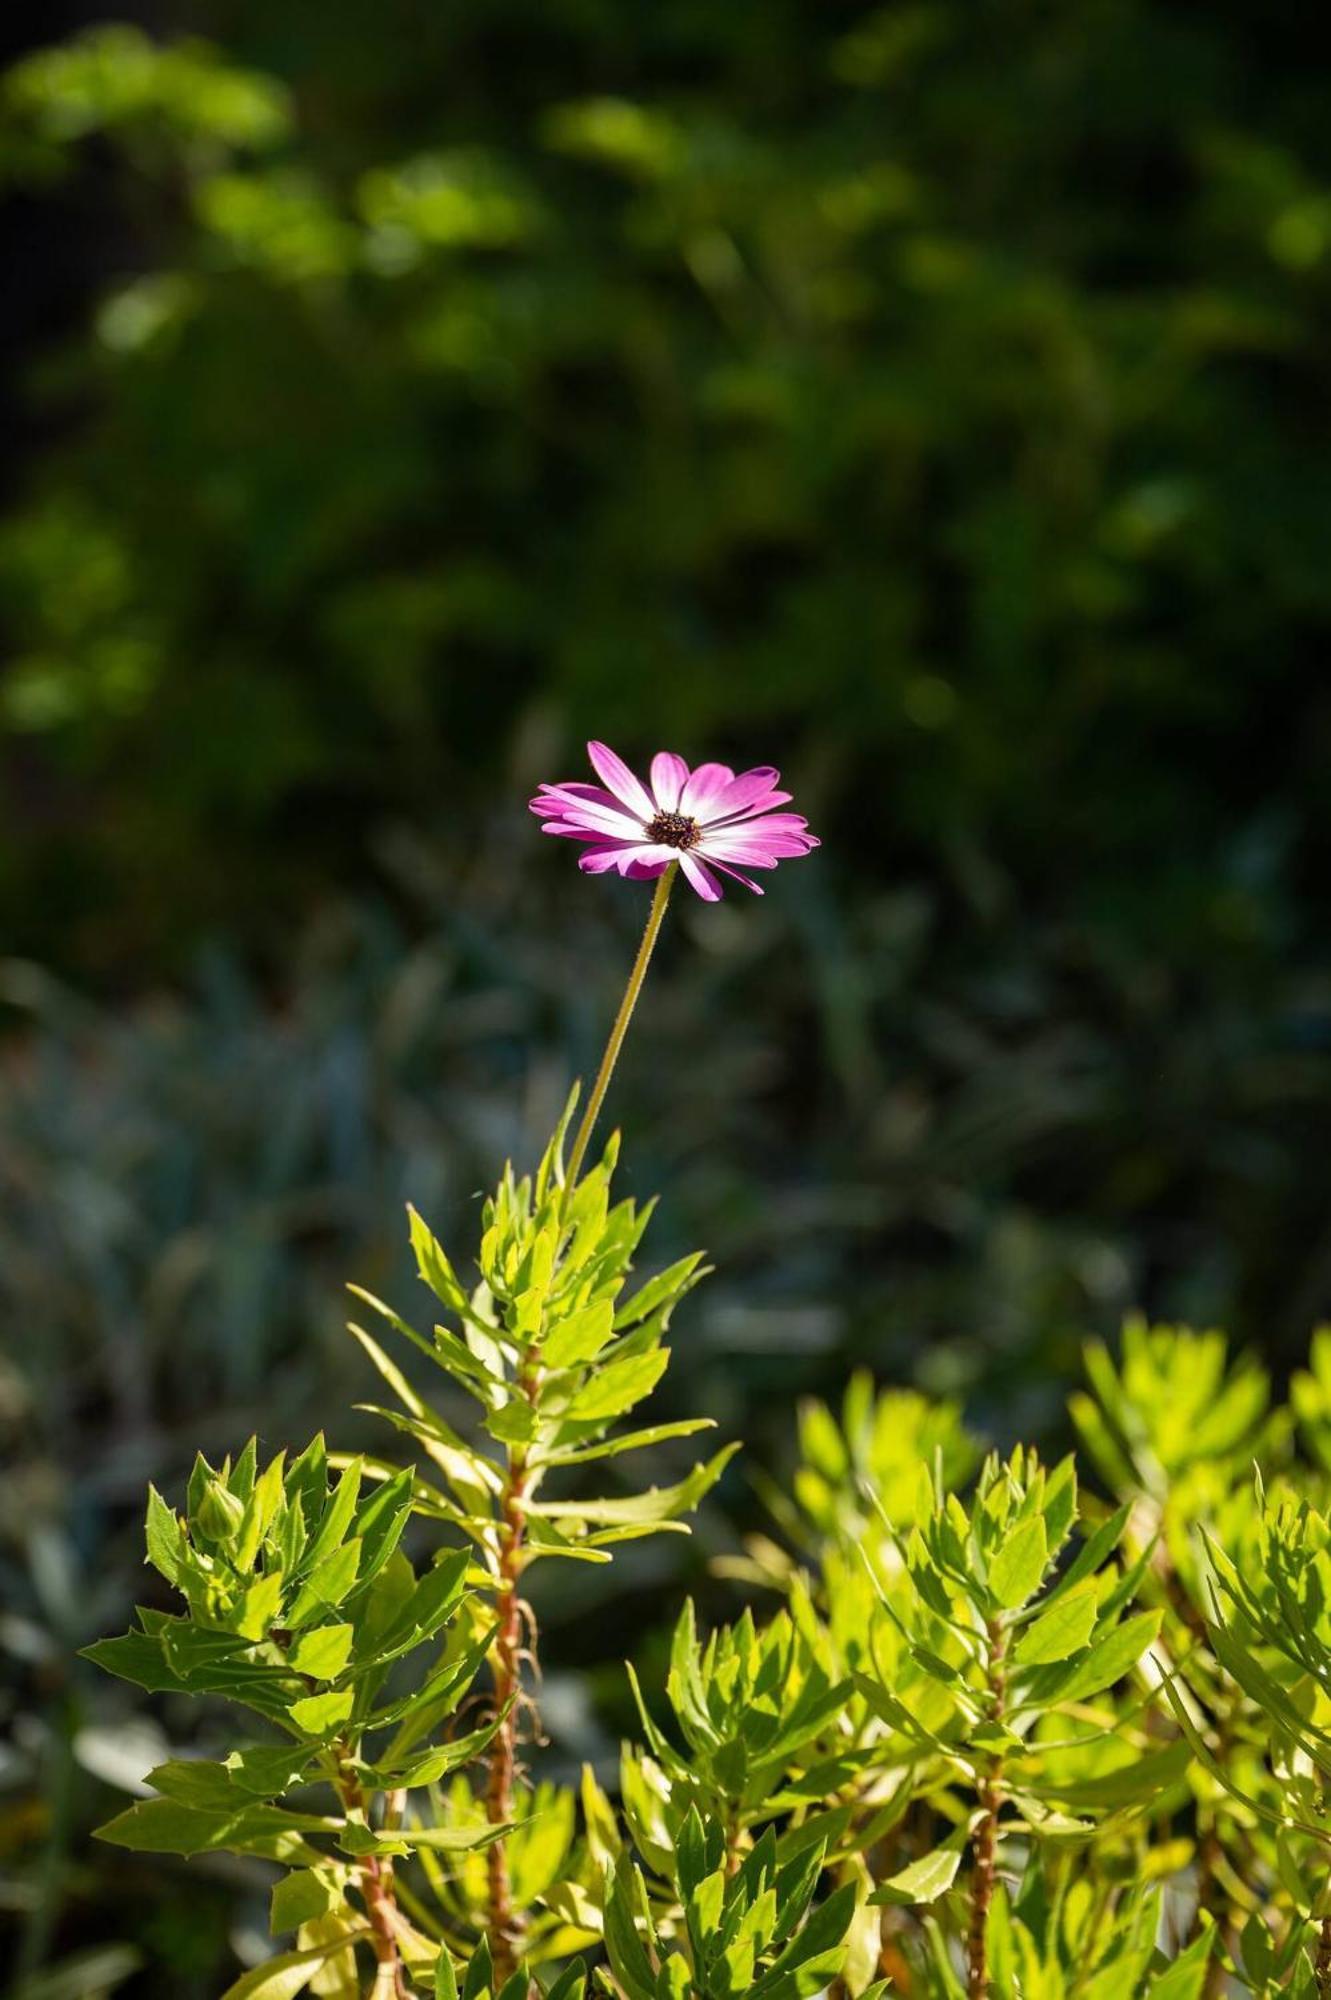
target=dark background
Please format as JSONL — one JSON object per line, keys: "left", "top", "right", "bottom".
{"left": 2, "top": 2, "right": 1330, "bottom": 1992}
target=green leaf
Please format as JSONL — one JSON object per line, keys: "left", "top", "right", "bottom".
{"left": 286, "top": 1539, "right": 361, "bottom": 1629}
{"left": 1010, "top": 1738, "right": 1191, "bottom": 1812}
{"left": 408, "top": 1204, "right": 472, "bottom": 1312}
{"left": 749, "top": 1881, "right": 855, "bottom": 2000}
{"left": 360, "top": 1711, "right": 505, "bottom": 1790}
{"left": 367, "top": 1819, "right": 511, "bottom": 1855}
{"left": 288, "top": 1689, "right": 355, "bottom": 1736}
{"left": 529, "top": 1445, "right": 738, "bottom": 1527}
{"left": 1052, "top": 1610, "right": 1162, "bottom": 1703}
{"left": 352, "top": 1463, "right": 420, "bottom": 1580}
{"left": 870, "top": 1842, "right": 963, "bottom": 1907}
{"left": 605, "top": 1859, "right": 657, "bottom": 2000}
{"left": 1013, "top": 1580, "right": 1098, "bottom": 1666}
{"left": 542, "top": 1298, "right": 615, "bottom": 1369}
{"left": 461, "top": 1936, "right": 493, "bottom": 2000}
{"left": 270, "top": 1867, "right": 341, "bottom": 1934}
{"left": 988, "top": 1515, "right": 1048, "bottom": 1610}
{"left": 435, "top": 1952, "right": 460, "bottom": 2000}
{"left": 1147, "top": 1921, "right": 1214, "bottom": 1999}
{"left": 222, "top": 1745, "right": 317, "bottom": 1798}
{"left": 147, "top": 1751, "right": 312, "bottom": 1811}
{"left": 95, "top": 1797, "right": 330, "bottom": 1863}
{"left": 218, "top": 1936, "right": 368, "bottom": 2000}
{"left": 288, "top": 1623, "right": 354, "bottom": 1680}
{"left": 236, "top": 1569, "right": 286, "bottom": 1642}
{"left": 302, "top": 1461, "right": 362, "bottom": 1575}
{"left": 1059, "top": 1501, "right": 1132, "bottom": 1592}
{"left": 145, "top": 1484, "right": 184, "bottom": 1584}
{"left": 562, "top": 1348, "right": 669, "bottom": 1425}
{"left": 538, "top": 1419, "right": 714, "bottom": 1467}
{"left": 614, "top": 1252, "right": 707, "bottom": 1329}
{"left": 371, "top": 1547, "right": 470, "bottom": 1662}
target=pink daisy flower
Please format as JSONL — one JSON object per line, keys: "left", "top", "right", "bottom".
{"left": 531, "top": 741, "right": 819, "bottom": 901}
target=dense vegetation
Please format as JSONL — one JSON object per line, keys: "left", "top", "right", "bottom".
{"left": 3, "top": 1, "right": 1331, "bottom": 1993}
{"left": 69, "top": 1110, "right": 1331, "bottom": 1997}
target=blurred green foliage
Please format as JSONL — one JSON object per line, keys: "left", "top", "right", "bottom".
{"left": 2, "top": 2, "right": 1330, "bottom": 978}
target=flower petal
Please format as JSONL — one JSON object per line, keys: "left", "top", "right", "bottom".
{"left": 697, "top": 767, "right": 789, "bottom": 824}
{"left": 650, "top": 752, "right": 690, "bottom": 811}
{"left": 702, "top": 828, "right": 818, "bottom": 861}
{"left": 679, "top": 761, "right": 735, "bottom": 815}
{"left": 678, "top": 851, "right": 723, "bottom": 901}
{"left": 577, "top": 841, "right": 660, "bottom": 875}
{"left": 587, "top": 741, "right": 655, "bottom": 819}
{"left": 579, "top": 844, "right": 675, "bottom": 876}
{"left": 531, "top": 781, "right": 649, "bottom": 837}
{"left": 708, "top": 859, "right": 765, "bottom": 895}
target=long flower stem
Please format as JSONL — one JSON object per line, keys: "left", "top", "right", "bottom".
{"left": 563, "top": 863, "right": 676, "bottom": 1192}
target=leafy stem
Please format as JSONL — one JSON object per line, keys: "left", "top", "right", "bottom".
{"left": 486, "top": 1348, "right": 541, "bottom": 1984}
{"left": 967, "top": 1617, "right": 1007, "bottom": 2000}
{"left": 332, "top": 1741, "right": 411, "bottom": 1999}
{"left": 563, "top": 862, "right": 676, "bottom": 1192}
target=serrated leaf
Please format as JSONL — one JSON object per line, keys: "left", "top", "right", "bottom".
{"left": 287, "top": 1540, "right": 362, "bottom": 1629}
{"left": 271, "top": 1868, "right": 342, "bottom": 1934}
{"left": 563, "top": 1349, "right": 669, "bottom": 1426}
{"left": 614, "top": 1252, "right": 707, "bottom": 1330}
{"left": 370, "top": 1547, "right": 470, "bottom": 1663}
{"left": 303, "top": 1463, "right": 362, "bottom": 1576}
{"left": 1147, "top": 1921, "right": 1214, "bottom": 1999}
{"left": 539, "top": 1420, "right": 713, "bottom": 1468}
{"left": 219, "top": 1935, "right": 369, "bottom": 2000}
{"left": 870, "top": 1842, "right": 963, "bottom": 1907}
{"left": 289, "top": 1689, "right": 355, "bottom": 1736}
{"left": 145, "top": 1485, "right": 184, "bottom": 1584}
{"left": 237, "top": 1569, "right": 287, "bottom": 1642}
{"left": 408, "top": 1205, "right": 472, "bottom": 1311}
{"left": 1013, "top": 1580, "right": 1098, "bottom": 1667}
{"left": 95, "top": 1796, "right": 330, "bottom": 1863}
{"left": 148, "top": 1751, "right": 312, "bottom": 1811}
{"left": 530, "top": 1445, "right": 738, "bottom": 1528}
{"left": 543, "top": 1298, "right": 616, "bottom": 1370}
{"left": 1054, "top": 1609, "right": 1162, "bottom": 1702}
{"left": 749, "top": 1881, "right": 855, "bottom": 2000}
{"left": 988, "top": 1515, "right": 1048, "bottom": 1610}
{"left": 289, "top": 1624, "right": 354, "bottom": 1681}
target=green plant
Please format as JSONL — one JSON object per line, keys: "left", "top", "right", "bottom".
{"left": 69, "top": 800, "right": 1331, "bottom": 2000}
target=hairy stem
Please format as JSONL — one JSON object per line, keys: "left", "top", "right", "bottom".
{"left": 563, "top": 863, "right": 676, "bottom": 1191}
{"left": 486, "top": 1463, "right": 528, "bottom": 1979}
{"left": 486, "top": 1345, "right": 542, "bottom": 1984}
{"left": 967, "top": 1619, "right": 1007, "bottom": 2000}
{"left": 333, "top": 1746, "right": 410, "bottom": 1998}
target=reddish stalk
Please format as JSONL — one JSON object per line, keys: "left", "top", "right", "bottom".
{"left": 484, "top": 866, "right": 673, "bottom": 1981}
{"left": 486, "top": 1447, "right": 530, "bottom": 1982}
{"left": 333, "top": 1747, "right": 410, "bottom": 1998}
{"left": 966, "top": 1619, "right": 1007, "bottom": 2000}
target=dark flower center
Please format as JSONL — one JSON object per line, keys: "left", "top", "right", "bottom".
{"left": 646, "top": 810, "right": 700, "bottom": 849}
